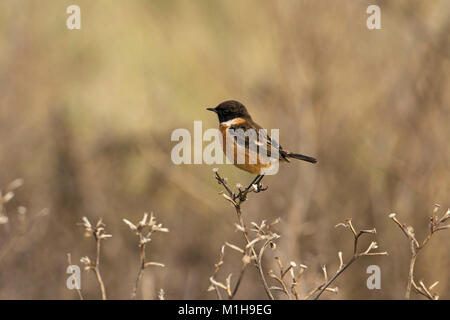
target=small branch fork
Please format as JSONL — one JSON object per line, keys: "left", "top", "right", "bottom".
{"left": 208, "top": 243, "right": 251, "bottom": 300}
{"left": 310, "top": 219, "right": 388, "bottom": 300}
{"left": 208, "top": 219, "right": 280, "bottom": 300}
{"left": 123, "top": 212, "right": 169, "bottom": 299}
{"left": 214, "top": 170, "right": 267, "bottom": 204}
{"left": 211, "top": 169, "right": 275, "bottom": 300}
{"left": 80, "top": 217, "right": 111, "bottom": 300}
{"left": 268, "top": 258, "right": 308, "bottom": 300}
{"left": 389, "top": 205, "right": 450, "bottom": 300}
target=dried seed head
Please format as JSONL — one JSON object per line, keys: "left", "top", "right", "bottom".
{"left": 406, "top": 225, "right": 415, "bottom": 236}
{"left": 225, "top": 242, "right": 244, "bottom": 254}
{"left": 140, "top": 212, "right": 149, "bottom": 226}
{"left": 234, "top": 223, "right": 245, "bottom": 232}
{"left": 0, "top": 214, "right": 8, "bottom": 225}
{"left": 99, "top": 233, "right": 112, "bottom": 240}
{"left": 3, "top": 192, "right": 14, "bottom": 203}
{"left": 242, "top": 255, "right": 251, "bottom": 266}
{"left": 6, "top": 178, "right": 24, "bottom": 192}
{"left": 433, "top": 204, "right": 440, "bottom": 213}
{"left": 429, "top": 281, "right": 439, "bottom": 290}
{"left": 158, "top": 288, "right": 165, "bottom": 300}
{"left": 289, "top": 267, "right": 296, "bottom": 279}
{"left": 154, "top": 224, "right": 169, "bottom": 233}
{"left": 144, "top": 262, "right": 165, "bottom": 268}
{"left": 335, "top": 222, "right": 348, "bottom": 228}
{"left": 328, "top": 287, "right": 339, "bottom": 294}
{"left": 123, "top": 219, "right": 137, "bottom": 231}
{"left": 80, "top": 256, "right": 91, "bottom": 266}
{"left": 81, "top": 217, "right": 92, "bottom": 230}
{"left": 338, "top": 251, "right": 344, "bottom": 268}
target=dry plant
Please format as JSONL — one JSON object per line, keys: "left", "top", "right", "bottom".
{"left": 0, "top": 178, "right": 24, "bottom": 225}
{"left": 208, "top": 219, "right": 279, "bottom": 300}
{"left": 211, "top": 169, "right": 275, "bottom": 300}
{"left": 210, "top": 170, "right": 388, "bottom": 300}
{"left": 309, "top": 219, "right": 388, "bottom": 300}
{"left": 0, "top": 179, "right": 49, "bottom": 263}
{"left": 123, "top": 212, "right": 169, "bottom": 299}
{"left": 263, "top": 219, "right": 387, "bottom": 300}
{"left": 268, "top": 257, "right": 309, "bottom": 299}
{"left": 72, "top": 212, "right": 168, "bottom": 300}
{"left": 389, "top": 204, "right": 450, "bottom": 300}
{"left": 79, "top": 217, "right": 111, "bottom": 300}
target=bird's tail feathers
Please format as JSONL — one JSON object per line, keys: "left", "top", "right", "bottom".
{"left": 283, "top": 151, "right": 317, "bottom": 164}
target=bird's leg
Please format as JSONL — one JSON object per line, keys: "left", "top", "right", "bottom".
{"left": 245, "top": 175, "right": 262, "bottom": 192}
{"left": 252, "top": 174, "right": 267, "bottom": 193}
{"left": 238, "top": 175, "right": 267, "bottom": 200}
{"left": 236, "top": 175, "right": 260, "bottom": 200}
{"left": 250, "top": 174, "right": 263, "bottom": 187}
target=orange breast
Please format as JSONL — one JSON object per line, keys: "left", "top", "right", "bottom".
{"left": 219, "top": 119, "right": 272, "bottom": 175}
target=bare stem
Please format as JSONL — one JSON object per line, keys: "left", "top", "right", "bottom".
{"left": 230, "top": 264, "right": 247, "bottom": 299}
{"left": 313, "top": 256, "right": 356, "bottom": 300}
{"left": 94, "top": 235, "right": 107, "bottom": 300}
{"left": 312, "top": 219, "right": 387, "bottom": 300}
{"left": 132, "top": 242, "right": 146, "bottom": 299}
{"left": 389, "top": 206, "right": 449, "bottom": 300}
{"left": 123, "top": 212, "right": 168, "bottom": 300}
{"left": 405, "top": 250, "right": 417, "bottom": 299}
{"left": 214, "top": 171, "right": 274, "bottom": 300}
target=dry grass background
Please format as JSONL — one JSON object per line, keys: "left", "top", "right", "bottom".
{"left": 0, "top": 0, "right": 449, "bottom": 299}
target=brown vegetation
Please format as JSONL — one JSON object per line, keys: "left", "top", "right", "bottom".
{"left": 0, "top": 1, "right": 449, "bottom": 299}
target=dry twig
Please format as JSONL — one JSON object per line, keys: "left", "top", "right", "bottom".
{"left": 211, "top": 170, "right": 388, "bottom": 300}
{"left": 79, "top": 217, "right": 111, "bottom": 300}
{"left": 211, "top": 169, "right": 275, "bottom": 300}
{"left": 268, "top": 258, "right": 308, "bottom": 299}
{"left": 389, "top": 204, "right": 450, "bottom": 300}
{"left": 0, "top": 179, "right": 49, "bottom": 263}
{"left": 311, "top": 219, "right": 388, "bottom": 300}
{"left": 123, "top": 212, "right": 168, "bottom": 299}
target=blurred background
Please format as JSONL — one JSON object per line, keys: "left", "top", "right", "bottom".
{"left": 0, "top": 0, "right": 449, "bottom": 299}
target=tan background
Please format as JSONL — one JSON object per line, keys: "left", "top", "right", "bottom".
{"left": 0, "top": 0, "right": 449, "bottom": 299}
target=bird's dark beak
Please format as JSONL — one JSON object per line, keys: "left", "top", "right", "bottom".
{"left": 206, "top": 107, "right": 217, "bottom": 113}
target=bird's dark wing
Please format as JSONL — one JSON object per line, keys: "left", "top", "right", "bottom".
{"left": 229, "top": 121, "right": 286, "bottom": 160}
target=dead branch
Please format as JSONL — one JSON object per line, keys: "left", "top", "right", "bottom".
{"left": 79, "top": 217, "right": 111, "bottom": 300}
{"left": 123, "top": 212, "right": 168, "bottom": 299}
{"left": 311, "top": 219, "right": 388, "bottom": 300}
{"left": 389, "top": 204, "right": 450, "bottom": 300}
{"left": 212, "top": 169, "right": 274, "bottom": 300}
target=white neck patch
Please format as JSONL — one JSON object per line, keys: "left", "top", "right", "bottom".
{"left": 220, "top": 119, "right": 238, "bottom": 127}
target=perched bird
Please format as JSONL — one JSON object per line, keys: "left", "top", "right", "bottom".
{"left": 207, "top": 100, "right": 316, "bottom": 186}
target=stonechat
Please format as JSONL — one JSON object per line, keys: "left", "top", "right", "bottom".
{"left": 207, "top": 100, "right": 316, "bottom": 186}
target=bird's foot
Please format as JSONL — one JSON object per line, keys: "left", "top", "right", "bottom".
{"left": 235, "top": 179, "right": 268, "bottom": 201}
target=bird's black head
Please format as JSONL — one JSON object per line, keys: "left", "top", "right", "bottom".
{"left": 206, "top": 100, "right": 251, "bottom": 123}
